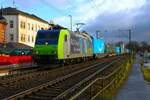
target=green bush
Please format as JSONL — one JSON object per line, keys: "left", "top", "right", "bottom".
{"left": 141, "top": 65, "right": 150, "bottom": 81}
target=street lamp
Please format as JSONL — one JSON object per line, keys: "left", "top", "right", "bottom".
{"left": 96, "top": 30, "right": 100, "bottom": 39}
{"left": 118, "top": 29, "right": 132, "bottom": 55}
{"left": 118, "top": 29, "right": 131, "bottom": 44}
{"left": 68, "top": 15, "right": 72, "bottom": 31}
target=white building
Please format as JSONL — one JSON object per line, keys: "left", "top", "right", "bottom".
{"left": 1, "top": 7, "right": 49, "bottom": 47}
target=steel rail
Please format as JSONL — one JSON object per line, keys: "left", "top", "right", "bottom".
{"left": 2, "top": 56, "right": 121, "bottom": 99}
{"left": 70, "top": 57, "right": 128, "bottom": 100}
{"left": 0, "top": 60, "right": 101, "bottom": 99}
{"left": 0, "top": 56, "right": 117, "bottom": 82}
{"left": 4, "top": 61, "right": 106, "bottom": 100}
{"left": 0, "top": 61, "right": 97, "bottom": 86}
{"left": 91, "top": 65, "right": 125, "bottom": 100}
{"left": 54, "top": 58, "right": 120, "bottom": 99}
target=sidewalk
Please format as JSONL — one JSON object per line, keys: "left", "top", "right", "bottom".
{"left": 116, "top": 54, "right": 150, "bottom": 100}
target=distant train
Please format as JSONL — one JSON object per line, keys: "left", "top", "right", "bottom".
{"left": 92, "top": 37, "right": 105, "bottom": 58}
{"left": 33, "top": 28, "right": 125, "bottom": 64}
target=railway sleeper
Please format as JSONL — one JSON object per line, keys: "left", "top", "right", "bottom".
{"left": 2, "top": 57, "right": 121, "bottom": 99}
{"left": 46, "top": 87, "right": 65, "bottom": 92}
{"left": 32, "top": 92, "right": 55, "bottom": 98}
{"left": 35, "top": 91, "right": 59, "bottom": 97}
{"left": 39, "top": 90, "right": 61, "bottom": 94}
{"left": 50, "top": 84, "right": 70, "bottom": 90}
{"left": 25, "top": 90, "right": 61, "bottom": 99}
{"left": 24, "top": 95, "right": 52, "bottom": 100}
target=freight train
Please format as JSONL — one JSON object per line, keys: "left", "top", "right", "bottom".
{"left": 33, "top": 27, "right": 124, "bottom": 64}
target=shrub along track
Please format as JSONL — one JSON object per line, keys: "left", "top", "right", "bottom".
{"left": 2, "top": 55, "right": 125, "bottom": 100}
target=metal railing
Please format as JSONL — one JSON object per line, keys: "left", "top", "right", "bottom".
{"left": 53, "top": 56, "right": 130, "bottom": 100}
{"left": 68, "top": 56, "right": 131, "bottom": 100}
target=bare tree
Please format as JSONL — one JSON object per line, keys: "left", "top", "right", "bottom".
{"left": 125, "top": 41, "right": 140, "bottom": 52}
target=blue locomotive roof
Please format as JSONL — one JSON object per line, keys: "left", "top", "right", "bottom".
{"left": 115, "top": 47, "right": 121, "bottom": 54}
{"left": 37, "top": 29, "right": 60, "bottom": 35}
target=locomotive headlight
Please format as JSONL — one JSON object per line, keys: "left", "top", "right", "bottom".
{"left": 51, "top": 51, "right": 56, "bottom": 54}
{"left": 36, "top": 51, "right": 39, "bottom": 54}
{"left": 45, "top": 42, "right": 48, "bottom": 45}
{"left": 21, "top": 52, "right": 24, "bottom": 55}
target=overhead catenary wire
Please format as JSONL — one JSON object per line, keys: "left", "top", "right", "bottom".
{"left": 89, "top": 0, "right": 100, "bottom": 13}
{"left": 38, "top": 0, "right": 68, "bottom": 16}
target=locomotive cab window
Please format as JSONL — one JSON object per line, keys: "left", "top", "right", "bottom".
{"left": 65, "top": 35, "right": 67, "bottom": 42}
{"left": 35, "top": 30, "right": 60, "bottom": 45}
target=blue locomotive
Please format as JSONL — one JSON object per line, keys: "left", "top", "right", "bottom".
{"left": 92, "top": 38, "right": 105, "bottom": 58}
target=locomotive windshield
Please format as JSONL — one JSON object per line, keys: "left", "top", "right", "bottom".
{"left": 35, "top": 30, "right": 60, "bottom": 45}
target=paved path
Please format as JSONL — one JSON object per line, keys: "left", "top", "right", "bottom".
{"left": 116, "top": 55, "right": 150, "bottom": 100}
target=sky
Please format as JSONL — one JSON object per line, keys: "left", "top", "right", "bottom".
{"left": 1, "top": 0, "right": 150, "bottom": 43}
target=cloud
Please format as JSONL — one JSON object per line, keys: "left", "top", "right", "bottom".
{"left": 80, "top": 0, "right": 150, "bottom": 43}
{"left": 49, "top": 0, "right": 149, "bottom": 43}
{"left": 8, "top": 0, "right": 150, "bottom": 43}
{"left": 73, "top": 0, "right": 146, "bottom": 22}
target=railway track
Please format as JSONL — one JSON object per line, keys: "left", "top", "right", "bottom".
{"left": 3, "top": 55, "right": 125, "bottom": 100}
{"left": 0, "top": 56, "right": 114, "bottom": 84}
{"left": 0, "top": 64, "right": 39, "bottom": 78}
{"left": 0, "top": 56, "right": 117, "bottom": 99}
